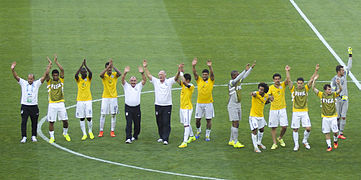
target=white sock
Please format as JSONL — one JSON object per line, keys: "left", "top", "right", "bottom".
{"left": 257, "top": 131, "right": 264, "bottom": 145}
{"left": 184, "top": 126, "right": 190, "bottom": 143}
{"left": 340, "top": 119, "right": 346, "bottom": 133}
{"left": 197, "top": 127, "right": 201, "bottom": 133}
{"left": 229, "top": 127, "right": 233, "bottom": 142}
{"left": 189, "top": 125, "right": 194, "bottom": 137}
{"left": 99, "top": 114, "right": 105, "bottom": 131}
{"left": 205, "top": 129, "right": 211, "bottom": 137}
{"left": 80, "top": 121, "right": 86, "bottom": 135}
{"left": 334, "top": 135, "right": 338, "bottom": 142}
{"left": 303, "top": 130, "right": 310, "bottom": 143}
{"left": 231, "top": 127, "right": 238, "bottom": 143}
{"left": 87, "top": 120, "right": 93, "bottom": 133}
{"left": 63, "top": 128, "right": 68, "bottom": 135}
{"left": 251, "top": 133, "right": 258, "bottom": 149}
{"left": 111, "top": 115, "right": 116, "bottom": 131}
{"left": 49, "top": 131, "right": 54, "bottom": 138}
{"left": 293, "top": 131, "right": 299, "bottom": 146}
{"left": 326, "top": 139, "right": 331, "bottom": 147}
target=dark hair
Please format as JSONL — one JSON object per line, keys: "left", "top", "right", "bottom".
{"left": 258, "top": 82, "right": 269, "bottom": 93}
{"left": 52, "top": 69, "right": 59, "bottom": 75}
{"left": 230, "top": 70, "right": 238, "bottom": 78}
{"left": 105, "top": 62, "right": 110, "bottom": 68}
{"left": 297, "top": 77, "right": 304, "bottom": 82}
{"left": 184, "top": 73, "right": 191, "bottom": 81}
{"left": 273, "top": 73, "right": 281, "bottom": 79}
{"left": 202, "top": 69, "right": 209, "bottom": 74}
{"left": 323, "top": 84, "right": 331, "bottom": 90}
{"left": 336, "top": 65, "right": 343, "bottom": 73}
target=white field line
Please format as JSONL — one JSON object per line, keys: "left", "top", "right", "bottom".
{"left": 290, "top": 0, "right": 361, "bottom": 90}
{"left": 36, "top": 80, "right": 348, "bottom": 179}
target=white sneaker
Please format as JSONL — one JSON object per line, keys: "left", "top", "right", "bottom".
{"left": 293, "top": 145, "right": 299, "bottom": 152}
{"left": 303, "top": 142, "right": 311, "bottom": 150}
{"left": 258, "top": 143, "right": 267, "bottom": 150}
{"left": 131, "top": 137, "right": 136, "bottom": 141}
{"left": 254, "top": 147, "right": 262, "bottom": 153}
{"left": 20, "top": 137, "right": 27, "bottom": 143}
{"left": 157, "top": 138, "right": 163, "bottom": 143}
{"left": 125, "top": 139, "right": 132, "bottom": 144}
{"left": 31, "top": 136, "right": 37, "bottom": 142}
{"left": 163, "top": 141, "right": 168, "bottom": 145}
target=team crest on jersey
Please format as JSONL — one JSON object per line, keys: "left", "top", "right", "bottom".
{"left": 111, "top": 75, "right": 114, "bottom": 78}
{"left": 280, "top": 86, "right": 283, "bottom": 89}
{"left": 264, "top": 97, "right": 267, "bottom": 101}
{"left": 84, "top": 78, "right": 87, "bottom": 81}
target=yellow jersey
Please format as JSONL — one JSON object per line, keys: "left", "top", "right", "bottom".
{"left": 268, "top": 81, "right": 286, "bottom": 110}
{"left": 196, "top": 76, "right": 214, "bottom": 103}
{"left": 102, "top": 72, "right": 118, "bottom": 98}
{"left": 76, "top": 76, "right": 92, "bottom": 101}
{"left": 250, "top": 92, "right": 269, "bottom": 117}
{"left": 180, "top": 82, "right": 195, "bottom": 109}
{"left": 47, "top": 78, "right": 65, "bottom": 103}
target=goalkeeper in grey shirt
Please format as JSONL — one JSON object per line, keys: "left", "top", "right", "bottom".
{"left": 330, "top": 47, "right": 352, "bottom": 140}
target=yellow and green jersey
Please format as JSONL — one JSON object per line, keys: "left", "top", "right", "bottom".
{"left": 47, "top": 78, "right": 64, "bottom": 103}
{"left": 317, "top": 91, "right": 339, "bottom": 118}
{"left": 76, "top": 75, "right": 92, "bottom": 101}
{"left": 291, "top": 85, "right": 309, "bottom": 112}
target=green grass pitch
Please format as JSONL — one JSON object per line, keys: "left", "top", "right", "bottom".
{"left": 1, "top": 0, "right": 361, "bottom": 179}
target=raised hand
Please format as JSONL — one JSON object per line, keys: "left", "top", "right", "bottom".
{"left": 138, "top": 66, "right": 144, "bottom": 73}
{"left": 285, "top": 65, "right": 291, "bottom": 71}
{"left": 192, "top": 58, "right": 197, "bottom": 66}
{"left": 178, "top": 63, "right": 184, "bottom": 72}
{"left": 206, "top": 60, "right": 212, "bottom": 67}
{"left": 124, "top": 66, "right": 130, "bottom": 73}
{"left": 245, "top": 63, "right": 250, "bottom": 71}
{"left": 315, "top": 64, "right": 320, "bottom": 71}
{"left": 47, "top": 56, "right": 52, "bottom": 64}
{"left": 83, "top": 59, "right": 86, "bottom": 66}
{"left": 11, "top": 62, "right": 16, "bottom": 70}
{"left": 143, "top": 59, "right": 148, "bottom": 68}
{"left": 251, "top": 60, "right": 256, "bottom": 68}
{"left": 54, "top": 54, "right": 58, "bottom": 63}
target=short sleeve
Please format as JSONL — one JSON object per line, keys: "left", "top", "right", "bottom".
{"left": 150, "top": 76, "right": 157, "bottom": 84}
{"left": 18, "top": 78, "right": 26, "bottom": 86}
{"left": 305, "top": 84, "right": 309, "bottom": 92}
{"left": 60, "top": 78, "right": 64, "bottom": 83}
{"left": 290, "top": 86, "right": 295, "bottom": 93}
{"left": 317, "top": 91, "right": 323, "bottom": 98}
{"left": 169, "top": 77, "right": 176, "bottom": 85}
{"left": 196, "top": 76, "right": 201, "bottom": 84}
{"left": 281, "top": 81, "right": 286, "bottom": 89}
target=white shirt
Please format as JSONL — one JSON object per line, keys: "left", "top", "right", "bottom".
{"left": 150, "top": 76, "right": 176, "bottom": 106}
{"left": 122, "top": 82, "right": 143, "bottom": 106}
{"left": 19, "top": 78, "right": 42, "bottom": 105}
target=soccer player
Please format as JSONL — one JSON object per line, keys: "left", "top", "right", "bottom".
{"left": 177, "top": 68, "right": 196, "bottom": 148}
{"left": 331, "top": 47, "right": 352, "bottom": 140}
{"left": 75, "top": 59, "right": 94, "bottom": 140}
{"left": 46, "top": 55, "right": 71, "bottom": 143}
{"left": 227, "top": 61, "right": 256, "bottom": 148}
{"left": 11, "top": 60, "right": 52, "bottom": 143}
{"left": 268, "top": 66, "right": 290, "bottom": 150}
{"left": 312, "top": 74, "right": 342, "bottom": 151}
{"left": 249, "top": 83, "right": 271, "bottom": 153}
{"left": 98, "top": 59, "right": 121, "bottom": 137}
{"left": 121, "top": 65, "right": 146, "bottom": 143}
{"left": 143, "top": 59, "right": 181, "bottom": 145}
{"left": 192, "top": 58, "right": 215, "bottom": 141}
{"left": 287, "top": 64, "right": 319, "bottom": 151}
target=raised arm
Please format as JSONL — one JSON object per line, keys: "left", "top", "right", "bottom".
{"left": 111, "top": 60, "right": 121, "bottom": 77}
{"left": 121, "top": 66, "right": 130, "bottom": 85}
{"left": 174, "top": 63, "right": 183, "bottom": 82}
{"left": 192, "top": 58, "right": 198, "bottom": 81}
{"left": 231, "top": 64, "right": 248, "bottom": 86}
{"left": 207, "top": 60, "right": 214, "bottom": 81}
{"left": 75, "top": 61, "right": 83, "bottom": 81}
{"left": 307, "top": 64, "right": 319, "bottom": 87}
{"left": 335, "top": 78, "right": 342, "bottom": 95}
{"left": 345, "top": 47, "right": 352, "bottom": 74}
{"left": 10, "top": 62, "right": 20, "bottom": 82}
{"left": 285, "top": 65, "right": 291, "bottom": 87}
{"left": 312, "top": 74, "right": 319, "bottom": 94}
{"left": 241, "top": 60, "right": 256, "bottom": 82}
{"left": 143, "top": 59, "right": 152, "bottom": 81}
{"left": 138, "top": 66, "right": 146, "bottom": 85}
{"left": 83, "top": 59, "right": 92, "bottom": 80}
{"left": 41, "top": 59, "right": 52, "bottom": 83}
{"left": 100, "top": 60, "right": 112, "bottom": 79}
{"left": 54, "top": 54, "right": 64, "bottom": 79}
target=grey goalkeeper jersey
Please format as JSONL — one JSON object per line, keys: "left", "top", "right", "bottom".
{"left": 331, "top": 58, "right": 352, "bottom": 97}
{"left": 228, "top": 68, "right": 253, "bottom": 106}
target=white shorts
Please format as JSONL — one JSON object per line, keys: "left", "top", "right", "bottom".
{"left": 322, "top": 117, "right": 339, "bottom": 134}
{"left": 180, "top": 109, "right": 193, "bottom": 126}
{"left": 195, "top": 103, "right": 215, "bottom": 119}
{"left": 249, "top": 116, "right": 267, "bottom": 130}
{"left": 101, "top": 98, "right": 118, "bottom": 115}
{"left": 268, "top": 108, "right": 288, "bottom": 128}
{"left": 227, "top": 104, "right": 241, "bottom": 121}
{"left": 291, "top": 111, "right": 311, "bottom": 129}
{"left": 76, "top": 101, "right": 93, "bottom": 118}
{"left": 47, "top": 102, "right": 68, "bottom": 122}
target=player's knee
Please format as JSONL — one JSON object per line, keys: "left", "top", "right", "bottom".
{"left": 306, "top": 127, "right": 311, "bottom": 132}
{"left": 259, "top": 128, "right": 264, "bottom": 133}
{"left": 342, "top": 117, "right": 346, "bottom": 120}
{"left": 80, "top": 118, "right": 85, "bottom": 121}
{"left": 293, "top": 128, "right": 298, "bottom": 132}
{"left": 87, "top": 118, "right": 92, "bottom": 121}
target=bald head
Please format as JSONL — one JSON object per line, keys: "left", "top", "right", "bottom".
{"left": 129, "top": 76, "right": 137, "bottom": 87}
{"left": 27, "top": 74, "right": 35, "bottom": 84}
{"left": 158, "top": 70, "right": 166, "bottom": 82}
